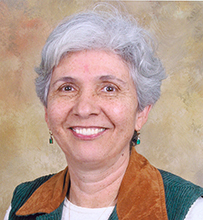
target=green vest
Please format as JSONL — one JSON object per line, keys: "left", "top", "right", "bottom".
{"left": 8, "top": 170, "right": 203, "bottom": 220}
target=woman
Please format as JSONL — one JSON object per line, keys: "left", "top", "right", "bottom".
{"left": 5, "top": 4, "right": 203, "bottom": 220}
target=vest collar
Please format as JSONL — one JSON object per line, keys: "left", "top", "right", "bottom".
{"left": 16, "top": 148, "right": 168, "bottom": 219}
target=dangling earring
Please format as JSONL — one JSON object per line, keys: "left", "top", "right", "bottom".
{"left": 136, "top": 131, "right": 140, "bottom": 145}
{"left": 130, "top": 130, "right": 140, "bottom": 147}
{"left": 49, "top": 130, "right": 53, "bottom": 144}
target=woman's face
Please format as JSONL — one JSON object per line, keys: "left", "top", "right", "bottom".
{"left": 45, "top": 50, "right": 149, "bottom": 166}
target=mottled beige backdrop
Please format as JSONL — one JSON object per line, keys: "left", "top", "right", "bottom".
{"left": 1, "top": 0, "right": 203, "bottom": 217}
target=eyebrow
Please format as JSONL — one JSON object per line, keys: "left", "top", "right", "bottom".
{"left": 99, "top": 75, "right": 127, "bottom": 85}
{"left": 52, "top": 75, "right": 127, "bottom": 87}
{"left": 52, "top": 76, "right": 77, "bottom": 86}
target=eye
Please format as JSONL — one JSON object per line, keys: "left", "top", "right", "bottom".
{"left": 103, "top": 85, "right": 117, "bottom": 92}
{"left": 58, "top": 84, "right": 75, "bottom": 92}
{"left": 63, "top": 85, "right": 73, "bottom": 91}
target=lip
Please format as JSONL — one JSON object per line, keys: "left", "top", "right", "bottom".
{"left": 70, "top": 127, "right": 107, "bottom": 140}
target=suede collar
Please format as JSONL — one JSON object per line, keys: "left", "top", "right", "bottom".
{"left": 17, "top": 148, "right": 168, "bottom": 219}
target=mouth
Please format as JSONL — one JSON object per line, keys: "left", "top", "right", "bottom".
{"left": 70, "top": 127, "right": 106, "bottom": 138}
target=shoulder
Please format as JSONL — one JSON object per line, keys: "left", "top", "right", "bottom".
{"left": 159, "top": 169, "right": 203, "bottom": 220}
{"left": 12, "top": 174, "right": 54, "bottom": 201}
{"left": 159, "top": 169, "right": 203, "bottom": 196}
{"left": 9, "top": 174, "right": 54, "bottom": 218}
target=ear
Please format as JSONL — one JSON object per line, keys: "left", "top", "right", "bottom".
{"left": 44, "top": 106, "right": 50, "bottom": 129}
{"left": 135, "top": 105, "right": 152, "bottom": 131}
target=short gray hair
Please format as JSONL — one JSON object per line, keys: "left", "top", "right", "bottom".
{"left": 35, "top": 5, "right": 166, "bottom": 111}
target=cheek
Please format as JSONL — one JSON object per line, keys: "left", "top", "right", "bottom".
{"left": 109, "top": 100, "right": 137, "bottom": 129}
{"left": 46, "top": 101, "right": 67, "bottom": 126}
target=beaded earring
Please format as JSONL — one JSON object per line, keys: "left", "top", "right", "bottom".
{"left": 49, "top": 130, "right": 53, "bottom": 144}
{"left": 136, "top": 132, "right": 140, "bottom": 145}
{"left": 130, "top": 130, "right": 140, "bottom": 147}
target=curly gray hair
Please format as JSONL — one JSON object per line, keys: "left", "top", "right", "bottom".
{"left": 35, "top": 5, "right": 166, "bottom": 112}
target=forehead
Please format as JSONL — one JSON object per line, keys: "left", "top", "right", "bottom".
{"left": 53, "top": 50, "right": 131, "bottom": 80}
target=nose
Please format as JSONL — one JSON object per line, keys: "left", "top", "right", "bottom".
{"left": 72, "top": 91, "right": 100, "bottom": 118}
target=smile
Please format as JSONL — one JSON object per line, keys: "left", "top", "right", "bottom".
{"left": 71, "top": 127, "right": 105, "bottom": 136}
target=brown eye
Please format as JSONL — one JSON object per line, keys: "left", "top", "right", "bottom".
{"left": 63, "top": 85, "right": 73, "bottom": 91}
{"left": 103, "top": 85, "right": 116, "bottom": 92}
{"left": 59, "top": 84, "right": 75, "bottom": 92}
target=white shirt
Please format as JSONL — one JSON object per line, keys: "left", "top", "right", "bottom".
{"left": 62, "top": 197, "right": 114, "bottom": 220}
{"left": 4, "top": 196, "right": 203, "bottom": 219}
{"left": 185, "top": 197, "right": 203, "bottom": 219}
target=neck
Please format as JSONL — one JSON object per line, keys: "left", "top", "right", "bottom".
{"left": 67, "top": 148, "right": 130, "bottom": 208}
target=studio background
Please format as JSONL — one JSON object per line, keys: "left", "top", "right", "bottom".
{"left": 0, "top": 0, "right": 203, "bottom": 217}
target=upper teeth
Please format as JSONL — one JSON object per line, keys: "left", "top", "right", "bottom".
{"left": 73, "top": 128, "right": 105, "bottom": 135}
